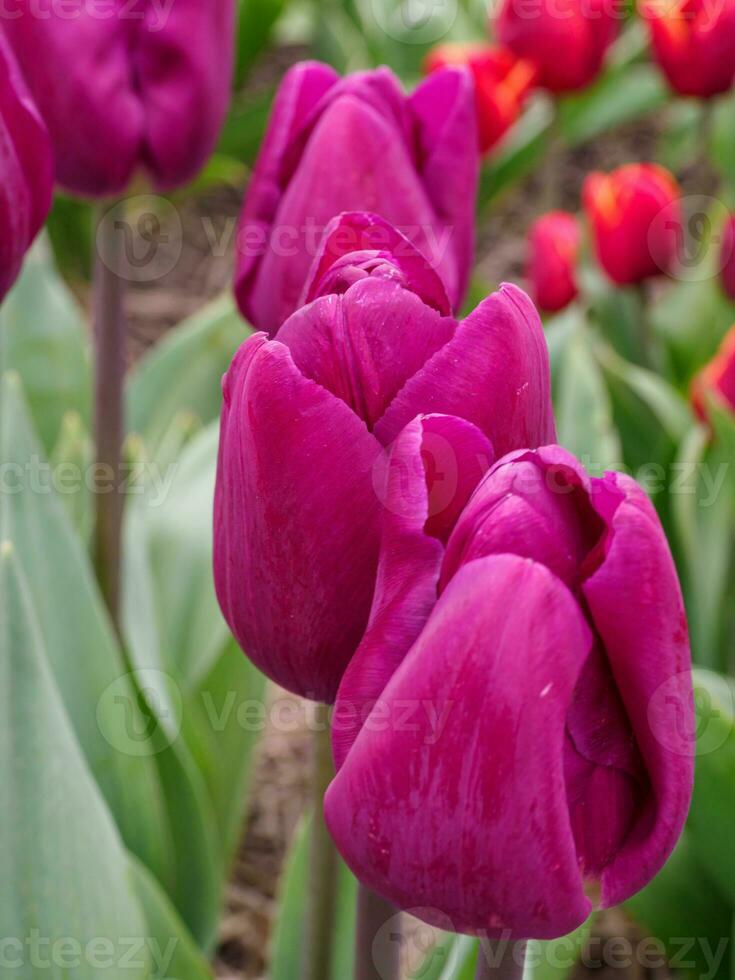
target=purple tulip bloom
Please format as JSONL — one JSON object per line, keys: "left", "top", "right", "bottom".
{"left": 326, "top": 432, "right": 693, "bottom": 939}
{"left": 234, "top": 62, "right": 479, "bottom": 334}
{"left": 0, "top": 32, "right": 53, "bottom": 301}
{"left": 2, "top": 1, "right": 235, "bottom": 197}
{"left": 214, "top": 213, "right": 555, "bottom": 702}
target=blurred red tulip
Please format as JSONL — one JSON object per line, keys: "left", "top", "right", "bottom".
{"left": 424, "top": 43, "right": 537, "bottom": 153}
{"left": 583, "top": 164, "right": 682, "bottom": 285}
{"left": 642, "top": 0, "right": 735, "bottom": 98}
{"left": 496, "top": 0, "right": 618, "bottom": 93}
{"left": 0, "top": 33, "right": 53, "bottom": 302}
{"left": 720, "top": 216, "right": 735, "bottom": 300}
{"left": 691, "top": 326, "right": 735, "bottom": 421}
{"left": 527, "top": 211, "right": 580, "bottom": 313}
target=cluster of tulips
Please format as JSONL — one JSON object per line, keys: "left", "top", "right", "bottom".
{"left": 0, "top": 0, "right": 710, "bottom": 975}
{"left": 426, "top": 0, "right": 735, "bottom": 154}
{"left": 214, "top": 50, "right": 696, "bottom": 968}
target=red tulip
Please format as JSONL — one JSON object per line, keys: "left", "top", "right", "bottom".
{"left": 642, "top": 0, "right": 735, "bottom": 98}
{"left": 424, "top": 43, "right": 537, "bottom": 154}
{"left": 720, "top": 216, "right": 735, "bottom": 301}
{"left": 327, "top": 435, "right": 693, "bottom": 939}
{"left": 0, "top": 32, "right": 53, "bottom": 302}
{"left": 527, "top": 211, "right": 580, "bottom": 313}
{"left": 234, "top": 62, "right": 478, "bottom": 334}
{"left": 496, "top": 0, "right": 618, "bottom": 93}
{"left": 214, "top": 213, "right": 555, "bottom": 702}
{"left": 3, "top": 1, "right": 236, "bottom": 197}
{"left": 583, "top": 164, "right": 682, "bottom": 285}
{"left": 691, "top": 325, "right": 735, "bottom": 421}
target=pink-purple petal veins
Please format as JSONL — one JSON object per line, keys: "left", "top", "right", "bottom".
{"left": 325, "top": 555, "right": 594, "bottom": 939}
{"left": 3, "top": 0, "right": 235, "bottom": 197}
{"left": 0, "top": 33, "right": 53, "bottom": 301}
{"left": 582, "top": 473, "right": 694, "bottom": 905}
{"left": 234, "top": 64, "right": 478, "bottom": 333}
{"left": 235, "top": 61, "right": 339, "bottom": 319}
{"left": 408, "top": 68, "right": 479, "bottom": 305}
{"left": 278, "top": 279, "right": 456, "bottom": 431}
{"left": 332, "top": 414, "right": 493, "bottom": 768}
{"left": 301, "top": 212, "right": 451, "bottom": 315}
{"left": 213, "top": 333, "right": 383, "bottom": 703}
{"left": 374, "top": 283, "right": 556, "bottom": 457}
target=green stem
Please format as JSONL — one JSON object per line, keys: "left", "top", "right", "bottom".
{"left": 476, "top": 940, "right": 526, "bottom": 980}
{"left": 303, "top": 714, "right": 339, "bottom": 980}
{"left": 354, "top": 885, "right": 401, "bottom": 980}
{"left": 92, "top": 203, "right": 127, "bottom": 636}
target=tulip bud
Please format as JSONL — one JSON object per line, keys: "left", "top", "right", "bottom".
{"left": 234, "top": 62, "right": 479, "bottom": 334}
{"left": 423, "top": 43, "right": 537, "bottom": 154}
{"left": 214, "top": 213, "right": 555, "bottom": 702}
{"left": 2, "top": 1, "right": 236, "bottom": 198}
{"left": 720, "top": 216, "right": 735, "bottom": 301}
{"left": 690, "top": 326, "right": 735, "bottom": 421}
{"left": 496, "top": 0, "right": 618, "bottom": 93}
{"left": 0, "top": 33, "right": 53, "bottom": 301}
{"left": 583, "top": 164, "right": 682, "bottom": 285}
{"left": 642, "top": 0, "right": 735, "bottom": 98}
{"left": 527, "top": 211, "right": 580, "bottom": 313}
{"left": 327, "top": 437, "right": 693, "bottom": 940}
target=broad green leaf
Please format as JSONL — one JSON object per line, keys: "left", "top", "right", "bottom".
{"left": 626, "top": 830, "right": 731, "bottom": 980}
{"left": 46, "top": 194, "right": 95, "bottom": 282}
{"left": 50, "top": 409, "right": 94, "bottom": 543}
{"left": 482, "top": 99, "right": 554, "bottom": 208}
{"left": 182, "top": 639, "right": 266, "bottom": 867}
{"left": 554, "top": 323, "right": 622, "bottom": 472}
{"left": 0, "top": 373, "right": 172, "bottom": 890}
{"left": 672, "top": 428, "right": 733, "bottom": 669}
{"left": 658, "top": 101, "right": 704, "bottom": 173}
{"left": 0, "top": 239, "right": 91, "bottom": 452}
{"left": 711, "top": 91, "right": 735, "bottom": 192}
{"left": 270, "top": 816, "right": 358, "bottom": 980}
{"left": 236, "top": 0, "right": 288, "bottom": 83}
{"left": 686, "top": 670, "right": 735, "bottom": 906}
{"left": 0, "top": 543, "right": 149, "bottom": 979}
{"left": 127, "top": 294, "right": 246, "bottom": 455}
{"left": 128, "top": 856, "right": 213, "bottom": 979}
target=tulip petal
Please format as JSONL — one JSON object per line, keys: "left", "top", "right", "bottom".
{"left": 278, "top": 279, "right": 456, "bottom": 431}
{"left": 326, "top": 554, "right": 593, "bottom": 939}
{"left": 0, "top": 35, "right": 53, "bottom": 298}
{"left": 234, "top": 61, "right": 339, "bottom": 321}
{"left": 582, "top": 473, "right": 694, "bottom": 906}
{"left": 242, "top": 90, "right": 448, "bottom": 333}
{"left": 409, "top": 67, "right": 479, "bottom": 304}
{"left": 374, "top": 284, "right": 556, "bottom": 456}
{"left": 138, "top": 0, "right": 237, "bottom": 190}
{"left": 333, "top": 414, "right": 493, "bottom": 768}
{"left": 301, "top": 211, "right": 451, "bottom": 315}
{"left": 214, "top": 333, "right": 383, "bottom": 702}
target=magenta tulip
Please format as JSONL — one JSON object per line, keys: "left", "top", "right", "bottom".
{"left": 326, "top": 435, "right": 693, "bottom": 939}
{"left": 0, "top": 32, "right": 53, "bottom": 301}
{"left": 2, "top": 1, "right": 235, "bottom": 197}
{"left": 234, "top": 62, "right": 478, "bottom": 334}
{"left": 214, "top": 213, "right": 555, "bottom": 702}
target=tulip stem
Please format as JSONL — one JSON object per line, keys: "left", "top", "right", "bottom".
{"left": 475, "top": 940, "right": 526, "bottom": 980}
{"left": 92, "top": 203, "right": 127, "bottom": 635}
{"left": 354, "top": 885, "right": 401, "bottom": 980}
{"left": 304, "top": 712, "right": 339, "bottom": 980}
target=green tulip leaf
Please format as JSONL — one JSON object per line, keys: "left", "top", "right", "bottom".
{"left": 0, "top": 543, "right": 149, "bottom": 979}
